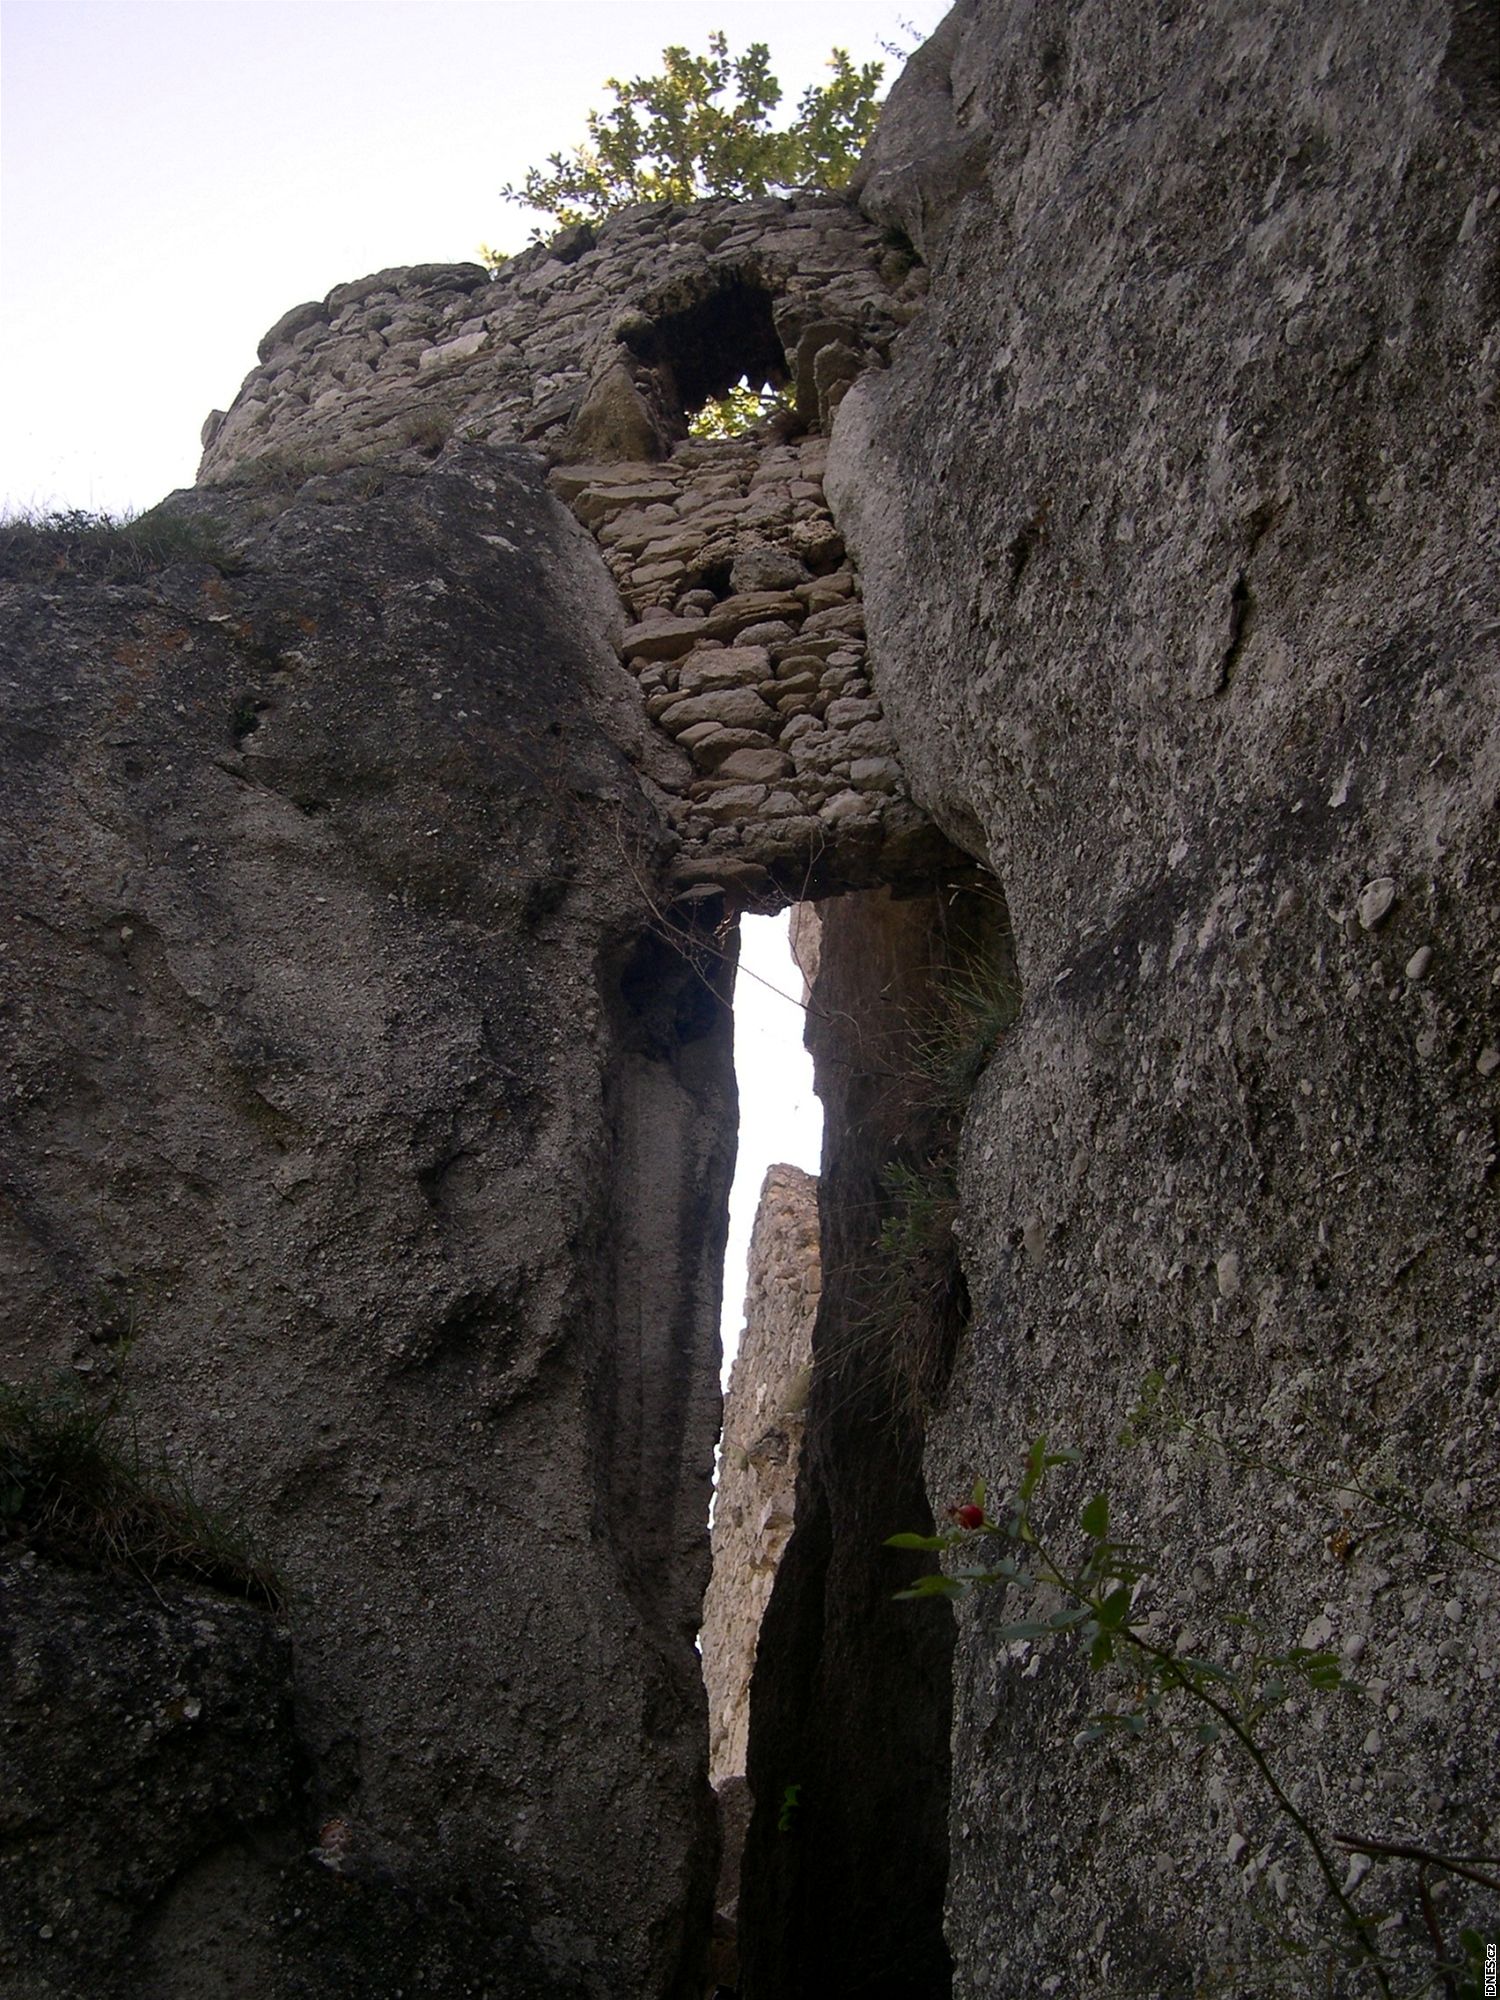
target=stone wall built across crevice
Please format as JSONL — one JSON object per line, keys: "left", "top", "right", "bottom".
{"left": 197, "top": 193, "right": 949, "bottom": 913}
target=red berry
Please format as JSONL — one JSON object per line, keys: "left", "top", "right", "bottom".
{"left": 953, "top": 1503, "right": 985, "bottom": 1530}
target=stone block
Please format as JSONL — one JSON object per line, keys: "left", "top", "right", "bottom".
{"left": 621, "top": 618, "right": 703, "bottom": 663}
{"left": 688, "top": 727, "right": 776, "bottom": 769}
{"left": 848, "top": 756, "right": 904, "bottom": 791}
{"left": 418, "top": 328, "right": 490, "bottom": 372}
{"left": 714, "top": 748, "right": 793, "bottom": 784}
{"left": 659, "top": 688, "right": 779, "bottom": 733}
{"left": 677, "top": 647, "right": 772, "bottom": 695}
{"left": 694, "top": 782, "right": 769, "bottom": 823}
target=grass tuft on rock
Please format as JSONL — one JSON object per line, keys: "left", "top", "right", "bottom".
{"left": 0, "top": 1373, "right": 284, "bottom": 1611}
{"left": 0, "top": 504, "right": 244, "bottom": 580}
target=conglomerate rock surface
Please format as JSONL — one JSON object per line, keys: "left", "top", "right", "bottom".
{"left": 3, "top": 3, "right": 1499, "bottom": 1995}
{"left": 0, "top": 451, "right": 735, "bottom": 1998}
{"left": 816, "top": 0, "right": 1500, "bottom": 1990}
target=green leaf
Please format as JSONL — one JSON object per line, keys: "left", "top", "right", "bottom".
{"left": 1049, "top": 1604, "right": 1092, "bottom": 1629}
{"left": 1179, "top": 1656, "right": 1233, "bottom": 1684}
{"left": 1080, "top": 1492, "right": 1109, "bottom": 1538}
{"left": 1194, "top": 1719, "right": 1222, "bottom": 1746}
{"left": 885, "top": 1531, "right": 947, "bottom": 1551}
{"left": 971, "top": 1476, "right": 987, "bottom": 1510}
{"left": 1098, "top": 1584, "right": 1132, "bottom": 1629}
{"left": 895, "top": 1570, "right": 965, "bottom": 1600}
{"left": 995, "top": 1620, "right": 1055, "bottom": 1641}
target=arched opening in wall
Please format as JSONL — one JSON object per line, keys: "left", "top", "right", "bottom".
{"left": 625, "top": 271, "right": 795, "bottom": 442}
{"left": 705, "top": 867, "right": 1017, "bottom": 2000}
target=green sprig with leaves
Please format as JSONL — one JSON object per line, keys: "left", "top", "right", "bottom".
{"left": 887, "top": 1440, "right": 1500, "bottom": 1997}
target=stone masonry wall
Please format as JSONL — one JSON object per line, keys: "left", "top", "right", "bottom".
{"left": 197, "top": 197, "right": 921, "bottom": 479}
{"left": 197, "top": 195, "right": 951, "bottom": 911}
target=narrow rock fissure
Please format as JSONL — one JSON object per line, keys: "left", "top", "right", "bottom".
{"left": 698, "top": 872, "right": 1012, "bottom": 2000}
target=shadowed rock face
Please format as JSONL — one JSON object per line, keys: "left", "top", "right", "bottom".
{"left": 825, "top": 1, "right": 1500, "bottom": 1991}
{"left": 0, "top": 450, "right": 733, "bottom": 1997}
{"left": 702, "top": 1163, "right": 820, "bottom": 1790}
{"left": 0, "top": 1553, "right": 297, "bottom": 1998}
{"left": 738, "top": 884, "right": 980, "bottom": 2000}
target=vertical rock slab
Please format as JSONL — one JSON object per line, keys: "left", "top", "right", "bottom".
{"left": 700, "top": 1162, "right": 821, "bottom": 1994}
{"left": 702, "top": 1162, "right": 820, "bottom": 1787}
{"left": 0, "top": 451, "right": 734, "bottom": 1996}
{"left": 831, "top": 3, "right": 1500, "bottom": 1992}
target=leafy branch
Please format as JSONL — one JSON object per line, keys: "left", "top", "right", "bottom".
{"left": 501, "top": 34, "right": 884, "bottom": 234}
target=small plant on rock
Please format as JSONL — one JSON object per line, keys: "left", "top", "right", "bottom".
{"left": 888, "top": 1443, "right": 1498, "bottom": 1997}
{"left": 0, "top": 1372, "right": 284, "bottom": 1611}
{"left": 0, "top": 505, "right": 243, "bottom": 581}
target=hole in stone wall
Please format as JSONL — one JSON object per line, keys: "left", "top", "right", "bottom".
{"left": 628, "top": 272, "right": 793, "bottom": 438}
{"left": 688, "top": 376, "right": 795, "bottom": 441}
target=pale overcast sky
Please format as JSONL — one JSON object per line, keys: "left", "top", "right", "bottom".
{"left": 1, "top": 0, "right": 940, "bottom": 1363}
{"left": 1, "top": 0, "right": 944, "bottom": 515}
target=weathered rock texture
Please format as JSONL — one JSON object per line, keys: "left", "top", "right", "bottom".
{"left": 0, "top": 452, "right": 735, "bottom": 1997}
{"left": 196, "top": 196, "right": 949, "bottom": 909}
{"left": 0, "top": 1552, "right": 295, "bottom": 1997}
{"left": 813, "top": 0, "right": 1500, "bottom": 1991}
{"left": 5, "top": 4, "right": 1500, "bottom": 1993}
{"left": 0, "top": 1549, "right": 531, "bottom": 2000}
{"left": 702, "top": 1162, "right": 821, "bottom": 1787}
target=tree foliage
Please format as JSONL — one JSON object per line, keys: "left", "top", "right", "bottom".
{"left": 503, "top": 32, "right": 884, "bottom": 234}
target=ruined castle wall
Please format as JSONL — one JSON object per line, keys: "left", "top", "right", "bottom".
{"left": 197, "top": 196, "right": 952, "bottom": 911}
{"left": 197, "top": 197, "right": 922, "bottom": 482}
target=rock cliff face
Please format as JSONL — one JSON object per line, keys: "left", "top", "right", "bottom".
{"left": 817, "top": 0, "right": 1500, "bottom": 1990}
{"left": 0, "top": 453, "right": 735, "bottom": 1997}
{"left": 2, "top": 3, "right": 1498, "bottom": 1994}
